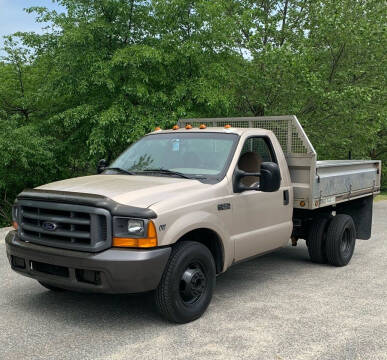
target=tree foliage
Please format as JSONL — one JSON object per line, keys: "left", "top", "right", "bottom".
{"left": 0, "top": 0, "right": 386, "bottom": 225}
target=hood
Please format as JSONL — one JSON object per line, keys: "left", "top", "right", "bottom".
{"left": 37, "top": 174, "right": 208, "bottom": 208}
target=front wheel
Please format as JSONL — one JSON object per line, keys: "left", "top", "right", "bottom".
{"left": 154, "top": 241, "right": 216, "bottom": 323}
{"left": 325, "top": 214, "right": 356, "bottom": 267}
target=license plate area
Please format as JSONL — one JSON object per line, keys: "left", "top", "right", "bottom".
{"left": 30, "top": 260, "right": 69, "bottom": 278}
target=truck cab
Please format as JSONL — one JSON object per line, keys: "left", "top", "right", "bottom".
{"left": 6, "top": 116, "right": 381, "bottom": 323}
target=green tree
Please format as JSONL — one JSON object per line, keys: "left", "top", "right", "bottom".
{"left": 0, "top": 0, "right": 385, "bottom": 224}
{"left": 216, "top": 0, "right": 386, "bottom": 163}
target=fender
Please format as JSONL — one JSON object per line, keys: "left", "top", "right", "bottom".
{"left": 157, "top": 210, "right": 234, "bottom": 272}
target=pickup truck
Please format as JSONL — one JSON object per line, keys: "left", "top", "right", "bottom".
{"left": 5, "top": 115, "right": 381, "bottom": 323}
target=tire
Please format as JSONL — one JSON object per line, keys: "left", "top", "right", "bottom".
{"left": 155, "top": 241, "right": 216, "bottom": 323}
{"left": 307, "top": 217, "right": 330, "bottom": 264}
{"left": 325, "top": 214, "right": 356, "bottom": 267}
{"left": 38, "top": 281, "right": 65, "bottom": 292}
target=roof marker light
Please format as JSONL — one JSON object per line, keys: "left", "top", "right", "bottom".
{"left": 224, "top": 124, "right": 231, "bottom": 129}
{"left": 154, "top": 126, "right": 161, "bottom": 131}
{"left": 172, "top": 125, "right": 179, "bottom": 130}
{"left": 199, "top": 124, "right": 207, "bottom": 129}
{"left": 185, "top": 124, "right": 193, "bottom": 129}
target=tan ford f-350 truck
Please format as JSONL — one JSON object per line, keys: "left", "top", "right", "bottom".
{"left": 5, "top": 116, "right": 381, "bottom": 323}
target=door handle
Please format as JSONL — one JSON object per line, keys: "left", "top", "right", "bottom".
{"left": 283, "top": 190, "right": 289, "bottom": 205}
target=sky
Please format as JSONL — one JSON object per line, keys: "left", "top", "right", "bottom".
{"left": 0, "top": 0, "right": 64, "bottom": 56}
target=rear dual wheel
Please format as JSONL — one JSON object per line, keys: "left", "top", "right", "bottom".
{"left": 307, "top": 217, "right": 330, "bottom": 263}
{"left": 307, "top": 214, "right": 356, "bottom": 267}
{"left": 325, "top": 214, "right": 356, "bottom": 266}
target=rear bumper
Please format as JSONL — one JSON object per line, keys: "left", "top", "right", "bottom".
{"left": 5, "top": 231, "right": 171, "bottom": 294}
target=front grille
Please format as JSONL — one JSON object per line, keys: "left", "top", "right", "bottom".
{"left": 17, "top": 200, "right": 112, "bottom": 252}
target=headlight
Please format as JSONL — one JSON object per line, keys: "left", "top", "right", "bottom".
{"left": 128, "top": 219, "right": 145, "bottom": 236}
{"left": 114, "top": 217, "right": 145, "bottom": 237}
{"left": 113, "top": 217, "right": 157, "bottom": 248}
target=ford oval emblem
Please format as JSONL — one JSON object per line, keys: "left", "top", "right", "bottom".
{"left": 42, "top": 221, "right": 58, "bottom": 231}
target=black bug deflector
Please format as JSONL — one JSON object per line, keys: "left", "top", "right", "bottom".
{"left": 16, "top": 189, "right": 157, "bottom": 219}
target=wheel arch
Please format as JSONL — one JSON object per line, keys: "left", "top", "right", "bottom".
{"left": 176, "top": 228, "right": 225, "bottom": 274}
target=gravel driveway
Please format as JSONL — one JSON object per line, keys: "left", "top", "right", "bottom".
{"left": 1, "top": 201, "right": 386, "bottom": 360}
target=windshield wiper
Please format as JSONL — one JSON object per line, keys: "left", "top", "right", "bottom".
{"left": 104, "top": 167, "right": 136, "bottom": 175}
{"left": 140, "top": 168, "right": 197, "bottom": 179}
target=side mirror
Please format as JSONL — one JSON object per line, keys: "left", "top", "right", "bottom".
{"left": 259, "top": 162, "right": 281, "bottom": 192}
{"left": 233, "top": 161, "right": 281, "bottom": 193}
{"left": 97, "top": 159, "right": 107, "bottom": 174}
{"left": 233, "top": 168, "right": 261, "bottom": 193}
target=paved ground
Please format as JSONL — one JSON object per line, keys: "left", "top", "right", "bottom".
{"left": 0, "top": 201, "right": 386, "bottom": 360}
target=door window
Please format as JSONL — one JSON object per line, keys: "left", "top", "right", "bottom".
{"left": 240, "top": 137, "right": 275, "bottom": 163}
{"left": 237, "top": 137, "right": 276, "bottom": 187}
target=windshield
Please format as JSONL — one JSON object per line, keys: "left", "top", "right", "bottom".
{"left": 109, "top": 132, "right": 238, "bottom": 180}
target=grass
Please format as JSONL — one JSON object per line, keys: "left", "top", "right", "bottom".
{"left": 375, "top": 190, "right": 387, "bottom": 201}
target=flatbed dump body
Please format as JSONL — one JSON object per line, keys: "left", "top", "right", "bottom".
{"left": 313, "top": 160, "right": 380, "bottom": 208}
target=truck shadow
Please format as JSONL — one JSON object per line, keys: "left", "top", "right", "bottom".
{"left": 14, "top": 243, "right": 323, "bottom": 327}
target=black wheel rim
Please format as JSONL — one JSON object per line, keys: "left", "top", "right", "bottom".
{"left": 340, "top": 228, "right": 352, "bottom": 257}
{"left": 179, "top": 262, "right": 207, "bottom": 304}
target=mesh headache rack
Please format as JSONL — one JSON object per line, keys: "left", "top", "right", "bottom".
{"left": 178, "top": 115, "right": 316, "bottom": 157}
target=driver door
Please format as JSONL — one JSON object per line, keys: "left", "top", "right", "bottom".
{"left": 231, "top": 136, "right": 292, "bottom": 261}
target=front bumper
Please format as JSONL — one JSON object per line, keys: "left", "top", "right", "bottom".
{"left": 5, "top": 231, "right": 171, "bottom": 294}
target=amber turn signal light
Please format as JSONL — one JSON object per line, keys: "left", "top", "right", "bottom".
{"left": 113, "top": 221, "right": 158, "bottom": 248}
